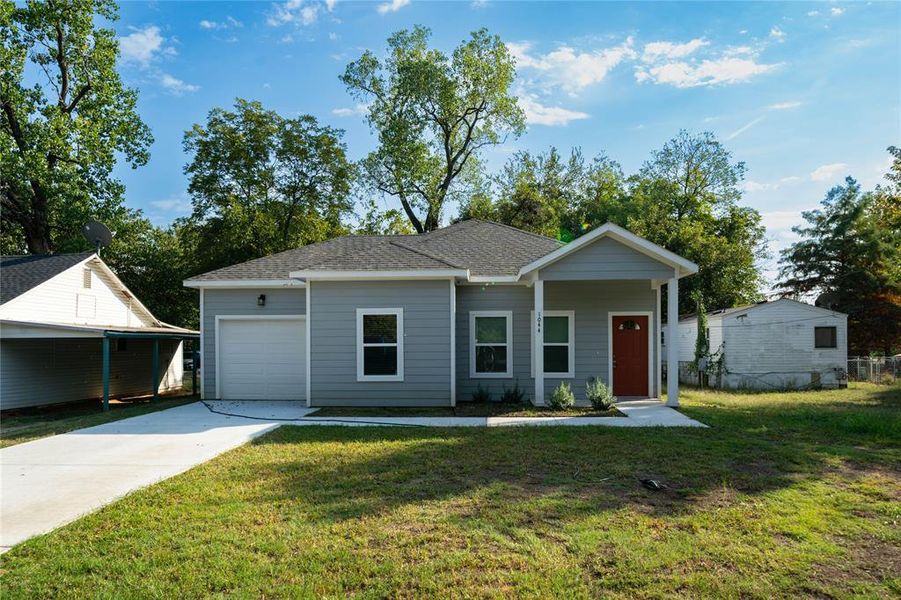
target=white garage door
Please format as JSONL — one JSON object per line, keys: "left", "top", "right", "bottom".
{"left": 218, "top": 318, "right": 306, "bottom": 400}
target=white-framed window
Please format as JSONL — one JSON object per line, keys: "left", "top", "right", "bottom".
{"left": 469, "top": 311, "right": 513, "bottom": 378}
{"left": 356, "top": 308, "right": 404, "bottom": 382}
{"left": 531, "top": 310, "right": 575, "bottom": 378}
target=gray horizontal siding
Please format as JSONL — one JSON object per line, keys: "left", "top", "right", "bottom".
{"left": 310, "top": 280, "right": 451, "bottom": 406}
{"left": 1, "top": 339, "right": 181, "bottom": 410}
{"left": 456, "top": 285, "right": 535, "bottom": 403}
{"left": 456, "top": 281, "right": 659, "bottom": 404}
{"left": 202, "top": 288, "right": 306, "bottom": 398}
{"left": 540, "top": 237, "right": 674, "bottom": 280}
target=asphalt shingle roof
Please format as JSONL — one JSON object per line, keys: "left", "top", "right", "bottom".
{"left": 187, "top": 219, "right": 563, "bottom": 281}
{"left": 1, "top": 252, "right": 94, "bottom": 304}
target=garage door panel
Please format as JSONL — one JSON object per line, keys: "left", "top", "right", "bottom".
{"left": 218, "top": 318, "right": 305, "bottom": 400}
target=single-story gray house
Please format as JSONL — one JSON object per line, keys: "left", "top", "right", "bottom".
{"left": 1, "top": 252, "right": 198, "bottom": 410}
{"left": 183, "top": 220, "right": 698, "bottom": 407}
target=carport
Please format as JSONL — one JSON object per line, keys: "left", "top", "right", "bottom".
{"left": 0, "top": 320, "right": 198, "bottom": 411}
{"left": 102, "top": 328, "right": 200, "bottom": 410}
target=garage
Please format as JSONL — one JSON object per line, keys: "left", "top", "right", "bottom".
{"left": 216, "top": 317, "right": 306, "bottom": 400}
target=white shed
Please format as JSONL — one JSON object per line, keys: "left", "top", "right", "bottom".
{"left": 0, "top": 252, "right": 197, "bottom": 410}
{"left": 664, "top": 298, "right": 848, "bottom": 390}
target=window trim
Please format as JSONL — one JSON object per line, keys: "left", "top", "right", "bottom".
{"left": 814, "top": 325, "right": 838, "bottom": 349}
{"left": 356, "top": 308, "right": 404, "bottom": 382}
{"left": 469, "top": 310, "right": 513, "bottom": 378}
{"left": 530, "top": 310, "right": 576, "bottom": 379}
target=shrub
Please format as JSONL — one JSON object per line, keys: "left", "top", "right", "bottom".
{"left": 500, "top": 382, "right": 525, "bottom": 404}
{"left": 548, "top": 382, "right": 575, "bottom": 410}
{"left": 471, "top": 384, "right": 492, "bottom": 403}
{"left": 585, "top": 378, "right": 615, "bottom": 410}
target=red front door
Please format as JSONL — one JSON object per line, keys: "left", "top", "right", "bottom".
{"left": 612, "top": 315, "right": 649, "bottom": 397}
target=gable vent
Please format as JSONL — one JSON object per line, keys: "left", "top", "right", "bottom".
{"left": 83, "top": 268, "right": 92, "bottom": 289}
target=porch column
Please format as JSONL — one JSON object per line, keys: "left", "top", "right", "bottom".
{"left": 666, "top": 276, "right": 679, "bottom": 407}
{"left": 534, "top": 279, "right": 544, "bottom": 405}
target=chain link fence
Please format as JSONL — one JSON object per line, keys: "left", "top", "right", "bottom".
{"left": 847, "top": 356, "right": 900, "bottom": 384}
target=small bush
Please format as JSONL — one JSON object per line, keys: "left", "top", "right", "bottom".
{"left": 586, "top": 378, "right": 615, "bottom": 410}
{"left": 471, "top": 384, "right": 492, "bottom": 403}
{"left": 500, "top": 382, "right": 525, "bottom": 404}
{"left": 548, "top": 382, "right": 575, "bottom": 410}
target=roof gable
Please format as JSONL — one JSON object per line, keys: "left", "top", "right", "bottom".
{"left": 1, "top": 253, "right": 95, "bottom": 304}
{"left": 518, "top": 223, "right": 698, "bottom": 279}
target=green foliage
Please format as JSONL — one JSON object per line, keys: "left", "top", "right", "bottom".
{"left": 342, "top": 26, "right": 524, "bottom": 233}
{"left": 1, "top": 0, "right": 152, "bottom": 254}
{"left": 500, "top": 382, "right": 525, "bottom": 404}
{"left": 693, "top": 291, "right": 709, "bottom": 366}
{"left": 778, "top": 159, "right": 901, "bottom": 355}
{"left": 355, "top": 198, "right": 414, "bottom": 235}
{"left": 585, "top": 378, "right": 615, "bottom": 410}
{"left": 471, "top": 383, "right": 492, "bottom": 403}
{"left": 182, "top": 99, "right": 354, "bottom": 276}
{"left": 548, "top": 382, "right": 575, "bottom": 410}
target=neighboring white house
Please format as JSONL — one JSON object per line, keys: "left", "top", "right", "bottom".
{"left": 665, "top": 298, "right": 848, "bottom": 390}
{"left": 1, "top": 252, "right": 197, "bottom": 410}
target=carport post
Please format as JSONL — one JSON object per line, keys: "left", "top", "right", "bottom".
{"left": 151, "top": 338, "right": 160, "bottom": 402}
{"left": 191, "top": 340, "right": 197, "bottom": 396}
{"left": 102, "top": 337, "right": 110, "bottom": 411}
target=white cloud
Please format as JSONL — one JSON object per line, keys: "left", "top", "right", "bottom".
{"left": 641, "top": 38, "right": 707, "bottom": 62}
{"left": 199, "top": 16, "right": 243, "bottom": 30}
{"left": 268, "top": 0, "right": 321, "bottom": 26}
{"left": 831, "top": 7, "right": 844, "bottom": 16}
{"left": 807, "top": 10, "right": 819, "bottom": 16}
{"left": 160, "top": 74, "right": 200, "bottom": 95}
{"left": 151, "top": 198, "right": 192, "bottom": 212}
{"left": 769, "top": 26, "right": 786, "bottom": 41}
{"left": 635, "top": 56, "right": 780, "bottom": 88}
{"left": 509, "top": 38, "right": 636, "bottom": 94}
{"left": 377, "top": 0, "right": 410, "bottom": 14}
{"left": 331, "top": 104, "right": 368, "bottom": 117}
{"left": 743, "top": 176, "right": 802, "bottom": 193}
{"left": 119, "top": 25, "right": 173, "bottom": 65}
{"left": 726, "top": 115, "right": 765, "bottom": 140}
{"left": 810, "top": 163, "right": 848, "bottom": 182}
{"left": 328, "top": 32, "right": 338, "bottom": 41}
{"left": 762, "top": 210, "right": 804, "bottom": 231}
{"left": 325, "top": 0, "right": 337, "bottom": 10}
{"left": 768, "top": 101, "right": 802, "bottom": 110}
{"left": 518, "top": 95, "right": 589, "bottom": 126}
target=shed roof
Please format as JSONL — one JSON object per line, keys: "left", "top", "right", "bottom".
{"left": 0, "top": 252, "right": 94, "bottom": 304}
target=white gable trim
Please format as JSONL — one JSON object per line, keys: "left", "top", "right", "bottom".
{"left": 517, "top": 223, "right": 698, "bottom": 279}
{"left": 88, "top": 256, "right": 160, "bottom": 326}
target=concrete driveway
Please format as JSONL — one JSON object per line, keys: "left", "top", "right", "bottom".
{"left": 2, "top": 399, "right": 703, "bottom": 551}
{"left": 0, "top": 402, "right": 311, "bottom": 551}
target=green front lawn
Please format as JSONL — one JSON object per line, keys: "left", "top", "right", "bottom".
{"left": 0, "top": 394, "right": 197, "bottom": 449}
{"left": 313, "top": 402, "right": 622, "bottom": 417}
{"left": 2, "top": 384, "right": 899, "bottom": 598}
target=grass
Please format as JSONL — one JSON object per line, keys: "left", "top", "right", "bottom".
{"left": 2, "top": 383, "right": 899, "bottom": 598}
{"left": 313, "top": 402, "right": 623, "bottom": 417}
{"left": 0, "top": 393, "right": 197, "bottom": 449}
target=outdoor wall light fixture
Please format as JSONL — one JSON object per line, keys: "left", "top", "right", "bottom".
{"left": 257, "top": 294, "right": 266, "bottom": 307}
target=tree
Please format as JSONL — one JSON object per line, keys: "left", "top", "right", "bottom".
{"left": 355, "top": 198, "right": 414, "bottom": 235}
{"left": 1, "top": 0, "right": 152, "bottom": 254}
{"left": 778, "top": 175, "right": 900, "bottom": 355}
{"left": 693, "top": 291, "right": 709, "bottom": 386}
{"left": 182, "top": 99, "right": 354, "bottom": 275}
{"left": 342, "top": 26, "right": 524, "bottom": 233}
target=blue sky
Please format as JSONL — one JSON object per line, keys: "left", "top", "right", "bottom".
{"left": 111, "top": 1, "right": 899, "bottom": 285}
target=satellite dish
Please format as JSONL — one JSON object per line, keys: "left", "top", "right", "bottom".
{"left": 83, "top": 220, "right": 114, "bottom": 255}
{"left": 815, "top": 292, "right": 840, "bottom": 310}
